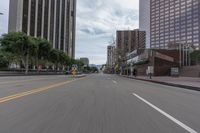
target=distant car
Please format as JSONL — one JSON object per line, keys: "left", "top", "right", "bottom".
{"left": 77, "top": 71, "right": 82, "bottom": 75}
{"left": 65, "top": 71, "right": 71, "bottom": 75}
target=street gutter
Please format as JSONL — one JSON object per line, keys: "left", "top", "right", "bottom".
{"left": 121, "top": 75, "right": 200, "bottom": 92}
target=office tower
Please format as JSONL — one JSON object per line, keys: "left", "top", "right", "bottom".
{"left": 150, "top": 0, "right": 200, "bottom": 50}
{"left": 8, "top": 0, "right": 76, "bottom": 58}
{"left": 139, "top": 0, "right": 150, "bottom": 48}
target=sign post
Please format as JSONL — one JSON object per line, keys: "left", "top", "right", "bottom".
{"left": 171, "top": 67, "right": 179, "bottom": 77}
{"left": 148, "top": 66, "right": 154, "bottom": 79}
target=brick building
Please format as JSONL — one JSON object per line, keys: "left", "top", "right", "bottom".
{"left": 116, "top": 29, "right": 146, "bottom": 66}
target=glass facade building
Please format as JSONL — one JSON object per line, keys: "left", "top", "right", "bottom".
{"left": 139, "top": 0, "right": 150, "bottom": 48}
{"left": 8, "top": 0, "right": 77, "bottom": 58}
{"left": 150, "top": 0, "right": 200, "bottom": 50}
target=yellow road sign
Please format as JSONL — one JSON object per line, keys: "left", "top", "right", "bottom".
{"left": 72, "top": 69, "right": 77, "bottom": 76}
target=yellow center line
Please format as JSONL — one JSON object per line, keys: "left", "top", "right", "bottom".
{"left": 0, "top": 77, "right": 65, "bottom": 85}
{"left": 0, "top": 77, "right": 86, "bottom": 103}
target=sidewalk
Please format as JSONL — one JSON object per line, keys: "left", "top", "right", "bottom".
{"left": 123, "top": 75, "right": 200, "bottom": 91}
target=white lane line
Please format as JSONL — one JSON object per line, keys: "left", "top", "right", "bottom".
{"left": 133, "top": 93, "right": 198, "bottom": 133}
{"left": 112, "top": 80, "right": 117, "bottom": 84}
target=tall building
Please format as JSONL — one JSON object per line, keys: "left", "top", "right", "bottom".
{"left": 116, "top": 29, "right": 146, "bottom": 61}
{"left": 107, "top": 45, "right": 116, "bottom": 67}
{"left": 148, "top": 0, "right": 200, "bottom": 50}
{"left": 139, "top": 0, "right": 150, "bottom": 48}
{"left": 8, "top": 0, "right": 77, "bottom": 58}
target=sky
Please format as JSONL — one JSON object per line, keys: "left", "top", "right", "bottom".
{"left": 0, "top": 0, "right": 139, "bottom": 65}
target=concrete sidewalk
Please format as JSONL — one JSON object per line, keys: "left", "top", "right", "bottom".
{"left": 123, "top": 75, "right": 200, "bottom": 91}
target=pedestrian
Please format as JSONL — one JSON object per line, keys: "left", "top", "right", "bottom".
{"left": 134, "top": 68, "right": 137, "bottom": 77}
{"left": 133, "top": 69, "right": 137, "bottom": 77}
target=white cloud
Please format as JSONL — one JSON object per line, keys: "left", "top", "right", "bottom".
{"left": 0, "top": 0, "right": 139, "bottom": 65}
{"left": 76, "top": 0, "right": 139, "bottom": 64}
{"left": 0, "top": 0, "right": 9, "bottom": 36}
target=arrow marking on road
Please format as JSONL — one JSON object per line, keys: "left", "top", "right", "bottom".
{"left": 133, "top": 93, "right": 198, "bottom": 133}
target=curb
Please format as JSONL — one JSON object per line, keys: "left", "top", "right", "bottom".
{"left": 121, "top": 75, "right": 200, "bottom": 92}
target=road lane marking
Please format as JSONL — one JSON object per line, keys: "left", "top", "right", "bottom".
{"left": 0, "top": 77, "right": 86, "bottom": 104}
{"left": 133, "top": 93, "right": 197, "bottom": 133}
{"left": 112, "top": 80, "right": 117, "bottom": 84}
{"left": 0, "top": 76, "right": 72, "bottom": 85}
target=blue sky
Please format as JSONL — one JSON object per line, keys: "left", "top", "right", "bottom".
{"left": 0, "top": 0, "right": 139, "bottom": 65}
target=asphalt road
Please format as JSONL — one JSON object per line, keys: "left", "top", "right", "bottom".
{"left": 0, "top": 74, "right": 200, "bottom": 133}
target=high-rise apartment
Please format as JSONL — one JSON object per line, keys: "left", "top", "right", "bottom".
{"left": 150, "top": 0, "right": 200, "bottom": 50}
{"left": 8, "top": 0, "right": 76, "bottom": 58}
{"left": 139, "top": 0, "right": 150, "bottom": 48}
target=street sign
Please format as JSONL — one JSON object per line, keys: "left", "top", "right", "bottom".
{"left": 147, "top": 66, "right": 154, "bottom": 79}
{"left": 147, "top": 66, "right": 154, "bottom": 74}
{"left": 171, "top": 67, "right": 179, "bottom": 77}
{"left": 72, "top": 69, "right": 77, "bottom": 76}
{"left": 71, "top": 64, "right": 77, "bottom": 76}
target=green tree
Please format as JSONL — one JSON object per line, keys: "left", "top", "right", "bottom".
{"left": 37, "top": 38, "right": 52, "bottom": 61}
{"left": 0, "top": 51, "right": 9, "bottom": 69}
{"left": 57, "top": 50, "right": 71, "bottom": 70}
{"left": 190, "top": 50, "right": 200, "bottom": 65}
{"left": 0, "top": 50, "right": 20, "bottom": 69}
{"left": 75, "top": 59, "right": 84, "bottom": 69}
{"left": 0, "top": 32, "right": 37, "bottom": 74}
{"left": 33, "top": 38, "right": 52, "bottom": 69}
{"left": 49, "top": 49, "right": 60, "bottom": 70}
{"left": 0, "top": 32, "right": 77, "bottom": 73}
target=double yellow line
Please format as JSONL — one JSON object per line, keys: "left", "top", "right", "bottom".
{"left": 0, "top": 77, "right": 62, "bottom": 85}
{"left": 0, "top": 78, "right": 84, "bottom": 104}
